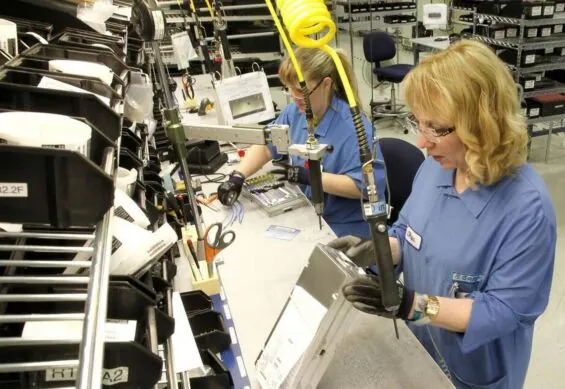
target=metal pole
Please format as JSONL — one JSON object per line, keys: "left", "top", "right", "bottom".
{"left": 181, "top": 371, "right": 192, "bottom": 389}
{"left": 76, "top": 147, "right": 115, "bottom": 389}
{"left": 0, "top": 360, "right": 78, "bottom": 373}
{"left": 151, "top": 40, "right": 207, "bottom": 264}
{"left": 0, "top": 231, "right": 94, "bottom": 240}
{"left": 163, "top": 258, "right": 181, "bottom": 389}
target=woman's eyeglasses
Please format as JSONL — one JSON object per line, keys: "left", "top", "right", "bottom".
{"left": 406, "top": 114, "right": 455, "bottom": 143}
{"left": 283, "top": 78, "right": 325, "bottom": 100}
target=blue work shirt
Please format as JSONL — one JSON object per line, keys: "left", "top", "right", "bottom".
{"left": 389, "top": 157, "right": 556, "bottom": 389}
{"left": 269, "top": 95, "right": 386, "bottom": 238}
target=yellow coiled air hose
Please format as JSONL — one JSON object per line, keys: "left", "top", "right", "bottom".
{"left": 273, "top": 0, "right": 372, "bottom": 162}
{"left": 264, "top": 0, "right": 318, "bottom": 135}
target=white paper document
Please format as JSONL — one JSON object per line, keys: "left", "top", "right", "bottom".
{"left": 171, "top": 291, "right": 204, "bottom": 373}
{"left": 256, "top": 286, "right": 328, "bottom": 389}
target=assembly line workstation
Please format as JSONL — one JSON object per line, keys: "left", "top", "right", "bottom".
{"left": 167, "top": 76, "right": 454, "bottom": 388}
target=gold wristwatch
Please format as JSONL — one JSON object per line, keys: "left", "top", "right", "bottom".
{"left": 425, "top": 295, "right": 440, "bottom": 320}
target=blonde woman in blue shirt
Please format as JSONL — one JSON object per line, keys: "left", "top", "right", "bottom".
{"left": 218, "top": 47, "right": 386, "bottom": 238}
{"left": 333, "top": 40, "right": 557, "bottom": 389}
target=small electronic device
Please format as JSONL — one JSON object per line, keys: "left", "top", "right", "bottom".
{"left": 423, "top": 4, "right": 448, "bottom": 30}
{"left": 242, "top": 173, "right": 309, "bottom": 217}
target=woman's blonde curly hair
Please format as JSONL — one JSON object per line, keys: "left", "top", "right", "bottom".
{"left": 403, "top": 40, "right": 528, "bottom": 188}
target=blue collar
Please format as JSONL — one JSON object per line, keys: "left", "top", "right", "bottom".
{"left": 299, "top": 94, "right": 341, "bottom": 138}
{"left": 435, "top": 165, "right": 499, "bottom": 218}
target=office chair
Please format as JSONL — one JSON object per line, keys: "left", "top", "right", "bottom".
{"left": 363, "top": 31, "right": 414, "bottom": 132}
{"left": 380, "top": 137, "right": 425, "bottom": 225}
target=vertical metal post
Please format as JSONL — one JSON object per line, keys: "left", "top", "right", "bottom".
{"left": 76, "top": 148, "right": 115, "bottom": 389}
{"left": 163, "top": 259, "right": 180, "bottom": 389}
{"left": 348, "top": 0, "right": 354, "bottom": 68}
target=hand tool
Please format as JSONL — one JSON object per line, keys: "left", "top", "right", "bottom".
{"left": 203, "top": 222, "right": 235, "bottom": 277}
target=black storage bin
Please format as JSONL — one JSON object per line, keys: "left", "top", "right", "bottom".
{"left": 539, "top": 26, "right": 553, "bottom": 37}
{"left": 52, "top": 28, "right": 124, "bottom": 55}
{"left": 181, "top": 290, "right": 213, "bottom": 315}
{"left": 500, "top": 2, "right": 546, "bottom": 19}
{"left": 506, "top": 26, "right": 518, "bottom": 38}
{"left": 190, "top": 349, "right": 234, "bottom": 389}
{"left": 525, "top": 98, "right": 541, "bottom": 117}
{"left": 477, "top": 24, "right": 506, "bottom": 39}
{"left": 519, "top": 75, "right": 537, "bottom": 90}
{"left": 188, "top": 310, "right": 232, "bottom": 352}
{"left": 531, "top": 94, "right": 565, "bottom": 116}
{"left": 498, "top": 49, "right": 537, "bottom": 66}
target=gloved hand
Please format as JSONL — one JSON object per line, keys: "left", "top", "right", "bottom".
{"left": 327, "top": 235, "right": 375, "bottom": 268}
{"left": 271, "top": 163, "right": 310, "bottom": 186}
{"left": 342, "top": 275, "right": 414, "bottom": 319}
{"left": 217, "top": 171, "right": 245, "bottom": 206}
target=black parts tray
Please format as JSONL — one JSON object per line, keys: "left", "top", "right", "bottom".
{"left": 0, "top": 15, "right": 53, "bottom": 40}
{"left": 0, "top": 67, "right": 122, "bottom": 109}
{"left": 0, "top": 82, "right": 121, "bottom": 142}
{"left": 190, "top": 349, "right": 234, "bottom": 389}
{"left": 6, "top": 55, "right": 126, "bottom": 94}
{"left": 0, "top": 105, "right": 114, "bottom": 167}
{"left": 0, "top": 342, "right": 162, "bottom": 389}
{"left": 52, "top": 28, "right": 125, "bottom": 56}
{"left": 0, "top": 145, "right": 114, "bottom": 228}
{"left": 188, "top": 310, "right": 231, "bottom": 353}
{"left": 181, "top": 290, "right": 213, "bottom": 316}
{"left": 20, "top": 43, "right": 130, "bottom": 81}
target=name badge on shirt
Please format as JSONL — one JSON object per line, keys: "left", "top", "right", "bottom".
{"left": 405, "top": 226, "right": 422, "bottom": 250}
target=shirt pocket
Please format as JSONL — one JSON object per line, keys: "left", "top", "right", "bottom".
{"left": 448, "top": 272, "right": 484, "bottom": 298}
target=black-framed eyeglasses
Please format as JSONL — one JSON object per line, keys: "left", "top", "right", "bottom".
{"left": 406, "top": 114, "right": 455, "bottom": 143}
{"left": 282, "top": 78, "right": 325, "bottom": 101}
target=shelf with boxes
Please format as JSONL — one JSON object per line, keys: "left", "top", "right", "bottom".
{"left": 464, "top": 1, "right": 565, "bottom": 160}
{"left": 157, "top": 0, "right": 284, "bottom": 86}
{"left": 335, "top": 0, "right": 418, "bottom": 32}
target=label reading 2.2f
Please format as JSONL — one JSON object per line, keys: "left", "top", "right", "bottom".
{"left": 0, "top": 183, "right": 28, "bottom": 197}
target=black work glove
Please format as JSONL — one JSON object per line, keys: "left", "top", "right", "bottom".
{"left": 342, "top": 275, "right": 414, "bottom": 319}
{"left": 327, "top": 235, "right": 375, "bottom": 268}
{"left": 217, "top": 171, "right": 245, "bottom": 206}
{"left": 271, "top": 163, "right": 310, "bottom": 186}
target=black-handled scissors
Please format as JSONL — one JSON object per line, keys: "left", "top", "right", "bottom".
{"left": 182, "top": 72, "right": 196, "bottom": 100}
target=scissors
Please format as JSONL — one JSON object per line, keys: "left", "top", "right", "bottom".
{"left": 204, "top": 222, "right": 236, "bottom": 276}
{"left": 182, "top": 72, "right": 196, "bottom": 100}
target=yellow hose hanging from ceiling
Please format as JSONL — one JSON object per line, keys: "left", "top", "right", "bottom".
{"left": 274, "top": 0, "right": 357, "bottom": 109}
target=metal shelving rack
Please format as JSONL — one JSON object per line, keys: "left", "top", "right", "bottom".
{"left": 333, "top": 0, "right": 418, "bottom": 68}
{"left": 470, "top": 11, "right": 565, "bottom": 160}
{"left": 155, "top": 0, "right": 283, "bottom": 81}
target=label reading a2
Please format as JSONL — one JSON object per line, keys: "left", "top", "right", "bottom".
{"left": 0, "top": 182, "right": 28, "bottom": 197}
{"left": 102, "top": 367, "right": 129, "bottom": 386}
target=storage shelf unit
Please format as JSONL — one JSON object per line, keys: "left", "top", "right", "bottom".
{"left": 157, "top": 0, "right": 284, "bottom": 86}
{"left": 467, "top": 4, "right": 565, "bottom": 161}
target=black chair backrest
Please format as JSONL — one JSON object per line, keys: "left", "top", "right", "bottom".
{"left": 380, "top": 138, "right": 425, "bottom": 225}
{"left": 363, "top": 31, "right": 397, "bottom": 65}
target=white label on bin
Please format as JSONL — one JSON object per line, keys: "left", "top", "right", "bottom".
{"left": 237, "top": 356, "right": 248, "bottom": 378}
{"left": 543, "top": 27, "right": 552, "bottom": 36}
{"left": 530, "top": 108, "right": 540, "bottom": 117}
{"left": 102, "top": 367, "right": 129, "bottom": 386}
{"left": 45, "top": 367, "right": 77, "bottom": 381}
{"left": 507, "top": 28, "right": 518, "bottom": 37}
{"left": 525, "top": 54, "right": 536, "bottom": 64}
{"left": 0, "top": 182, "right": 28, "bottom": 197}
{"left": 525, "top": 80, "right": 536, "bottom": 89}
{"left": 557, "top": 3, "right": 565, "bottom": 12}
{"left": 532, "top": 6, "right": 542, "bottom": 16}
{"left": 545, "top": 5, "right": 555, "bottom": 15}
{"left": 528, "top": 28, "right": 538, "bottom": 38}
{"left": 494, "top": 30, "right": 505, "bottom": 39}
{"left": 556, "top": 25, "right": 564, "bottom": 33}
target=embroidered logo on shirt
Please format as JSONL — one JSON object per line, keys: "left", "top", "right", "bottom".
{"left": 405, "top": 226, "right": 422, "bottom": 250}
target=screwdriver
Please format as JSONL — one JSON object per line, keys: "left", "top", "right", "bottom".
{"left": 308, "top": 159, "right": 324, "bottom": 230}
